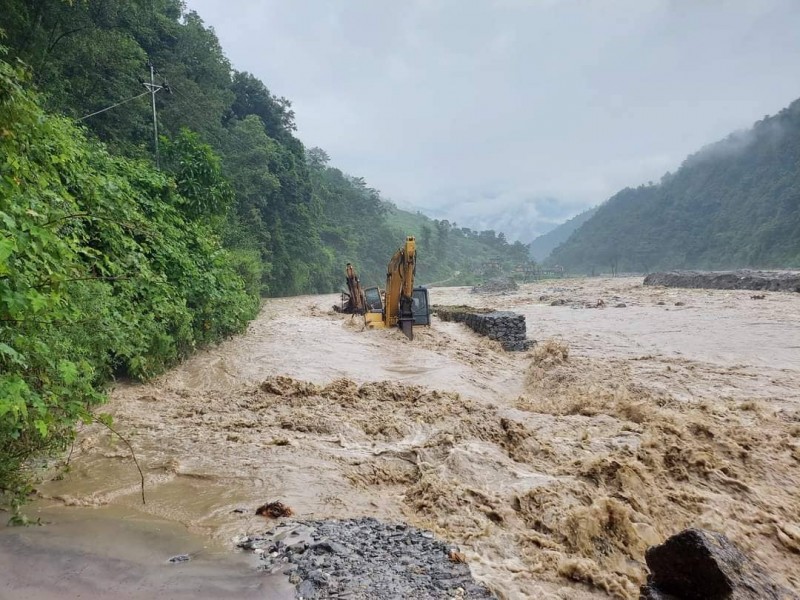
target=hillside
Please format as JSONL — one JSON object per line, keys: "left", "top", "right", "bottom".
{"left": 528, "top": 207, "right": 598, "bottom": 262}
{"left": 0, "top": 0, "right": 527, "bottom": 500}
{"left": 2, "top": 1, "right": 525, "bottom": 299}
{"left": 384, "top": 207, "right": 530, "bottom": 287}
{"left": 549, "top": 99, "right": 800, "bottom": 273}
{"left": 425, "top": 195, "right": 581, "bottom": 244}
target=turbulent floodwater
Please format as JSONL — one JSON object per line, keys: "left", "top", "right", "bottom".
{"left": 6, "top": 278, "right": 800, "bottom": 599}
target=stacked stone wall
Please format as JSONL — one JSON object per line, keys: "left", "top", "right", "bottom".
{"left": 643, "top": 270, "right": 800, "bottom": 292}
{"left": 434, "top": 306, "right": 534, "bottom": 351}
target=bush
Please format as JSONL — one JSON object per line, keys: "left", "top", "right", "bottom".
{"left": 0, "top": 56, "right": 257, "bottom": 506}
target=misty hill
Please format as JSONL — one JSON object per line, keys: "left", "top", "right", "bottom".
{"left": 549, "top": 99, "right": 800, "bottom": 273}
{"left": 384, "top": 207, "right": 529, "bottom": 287}
{"left": 424, "top": 195, "right": 586, "bottom": 244}
{"left": 528, "top": 207, "right": 598, "bottom": 262}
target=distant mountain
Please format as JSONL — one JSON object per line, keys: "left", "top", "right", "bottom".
{"left": 420, "top": 194, "right": 588, "bottom": 244}
{"left": 381, "top": 205, "right": 531, "bottom": 287}
{"left": 528, "top": 207, "right": 598, "bottom": 262}
{"left": 549, "top": 98, "right": 800, "bottom": 273}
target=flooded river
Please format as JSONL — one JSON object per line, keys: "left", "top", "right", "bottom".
{"left": 4, "top": 278, "right": 800, "bottom": 599}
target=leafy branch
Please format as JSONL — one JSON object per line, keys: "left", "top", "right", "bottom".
{"left": 93, "top": 415, "right": 146, "bottom": 505}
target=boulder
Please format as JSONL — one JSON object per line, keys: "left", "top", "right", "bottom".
{"left": 640, "top": 528, "right": 798, "bottom": 600}
{"left": 472, "top": 277, "right": 518, "bottom": 294}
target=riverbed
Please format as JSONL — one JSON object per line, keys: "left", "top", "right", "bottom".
{"left": 4, "top": 277, "right": 799, "bottom": 599}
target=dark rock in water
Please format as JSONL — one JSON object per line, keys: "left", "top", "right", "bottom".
{"left": 639, "top": 588, "right": 681, "bottom": 600}
{"left": 643, "top": 270, "right": 800, "bottom": 293}
{"left": 471, "top": 277, "right": 518, "bottom": 294}
{"left": 255, "top": 500, "right": 294, "bottom": 518}
{"left": 640, "top": 528, "right": 798, "bottom": 600}
{"left": 167, "top": 554, "right": 191, "bottom": 563}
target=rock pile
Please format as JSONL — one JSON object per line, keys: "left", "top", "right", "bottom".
{"left": 643, "top": 270, "right": 800, "bottom": 293}
{"left": 640, "top": 528, "right": 798, "bottom": 600}
{"left": 471, "top": 277, "right": 518, "bottom": 294}
{"left": 237, "top": 517, "right": 495, "bottom": 600}
{"left": 434, "top": 305, "right": 534, "bottom": 351}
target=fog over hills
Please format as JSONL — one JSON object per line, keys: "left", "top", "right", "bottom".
{"left": 413, "top": 192, "right": 590, "bottom": 244}
{"left": 529, "top": 207, "right": 599, "bottom": 262}
{"left": 549, "top": 99, "right": 800, "bottom": 272}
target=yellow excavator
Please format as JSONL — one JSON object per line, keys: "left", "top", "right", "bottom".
{"left": 363, "top": 236, "right": 430, "bottom": 340}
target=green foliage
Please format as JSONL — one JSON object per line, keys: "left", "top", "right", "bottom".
{"left": 0, "top": 55, "right": 256, "bottom": 504}
{"left": 528, "top": 207, "right": 598, "bottom": 262}
{"left": 549, "top": 102, "right": 800, "bottom": 273}
{"left": 0, "top": 0, "right": 536, "bottom": 507}
{"left": 162, "top": 128, "right": 233, "bottom": 221}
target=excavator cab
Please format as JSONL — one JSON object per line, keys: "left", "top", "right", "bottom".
{"left": 363, "top": 285, "right": 430, "bottom": 337}
{"left": 364, "top": 287, "right": 383, "bottom": 313}
{"left": 411, "top": 287, "right": 430, "bottom": 326}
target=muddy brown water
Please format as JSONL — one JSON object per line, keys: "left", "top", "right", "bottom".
{"left": 4, "top": 278, "right": 800, "bottom": 599}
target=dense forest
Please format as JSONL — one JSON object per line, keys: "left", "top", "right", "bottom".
{"left": 0, "top": 0, "right": 529, "bottom": 501}
{"left": 548, "top": 99, "right": 800, "bottom": 273}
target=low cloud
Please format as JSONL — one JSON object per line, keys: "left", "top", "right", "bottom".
{"left": 189, "top": 0, "right": 800, "bottom": 236}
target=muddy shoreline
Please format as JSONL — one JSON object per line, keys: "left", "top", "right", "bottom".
{"left": 6, "top": 278, "right": 800, "bottom": 599}
{"left": 0, "top": 504, "right": 293, "bottom": 600}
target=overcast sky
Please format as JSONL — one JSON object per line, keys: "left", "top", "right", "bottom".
{"left": 187, "top": 0, "right": 800, "bottom": 241}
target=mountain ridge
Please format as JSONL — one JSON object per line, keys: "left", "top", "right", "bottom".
{"left": 548, "top": 99, "right": 800, "bottom": 272}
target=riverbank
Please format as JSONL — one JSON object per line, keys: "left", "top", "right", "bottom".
{"left": 643, "top": 269, "right": 800, "bottom": 292}
{"left": 6, "top": 278, "right": 800, "bottom": 599}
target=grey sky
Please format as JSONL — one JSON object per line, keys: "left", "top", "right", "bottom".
{"left": 187, "top": 0, "right": 800, "bottom": 241}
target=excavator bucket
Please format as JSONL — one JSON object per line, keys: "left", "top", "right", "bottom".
{"left": 400, "top": 318, "right": 414, "bottom": 340}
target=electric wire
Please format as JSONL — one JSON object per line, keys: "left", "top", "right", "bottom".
{"left": 79, "top": 90, "right": 151, "bottom": 121}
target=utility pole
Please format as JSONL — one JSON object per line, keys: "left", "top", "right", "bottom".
{"left": 143, "top": 62, "right": 164, "bottom": 168}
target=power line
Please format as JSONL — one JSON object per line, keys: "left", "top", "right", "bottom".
{"left": 79, "top": 90, "right": 150, "bottom": 121}
{"left": 79, "top": 61, "right": 167, "bottom": 169}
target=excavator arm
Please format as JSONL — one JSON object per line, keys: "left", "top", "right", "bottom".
{"left": 333, "top": 263, "right": 366, "bottom": 314}
{"left": 384, "top": 237, "right": 417, "bottom": 339}
{"left": 363, "top": 236, "right": 429, "bottom": 340}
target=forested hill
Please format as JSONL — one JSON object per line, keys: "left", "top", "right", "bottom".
{"left": 528, "top": 207, "right": 597, "bottom": 262}
{"left": 548, "top": 99, "right": 800, "bottom": 273}
{"left": 2, "top": 1, "right": 525, "bottom": 295}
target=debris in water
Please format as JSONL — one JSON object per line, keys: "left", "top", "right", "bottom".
{"left": 449, "top": 550, "right": 467, "bottom": 563}
{"left": 167, "top": 554, "right": 191, "bottom": 563}
{"left": 255, "top": 501, "right": 294, "bottom": 518}
{"left": 471, "top": 277, "right": 518, "bottom": 294}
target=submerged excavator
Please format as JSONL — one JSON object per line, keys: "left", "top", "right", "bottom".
{"left": 363, "top": 236, "right": 430, "bottom": 340}
{"left": 333, "top": 263, "right": 366, "bottom": 315}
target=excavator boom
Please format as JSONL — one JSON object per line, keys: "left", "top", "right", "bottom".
{"left": 363, "top": 236, "right": 430, "bottom": 340}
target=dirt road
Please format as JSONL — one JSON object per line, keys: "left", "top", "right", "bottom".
{"left": 7, "top": 277, "right": 800, "bottom": 599}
